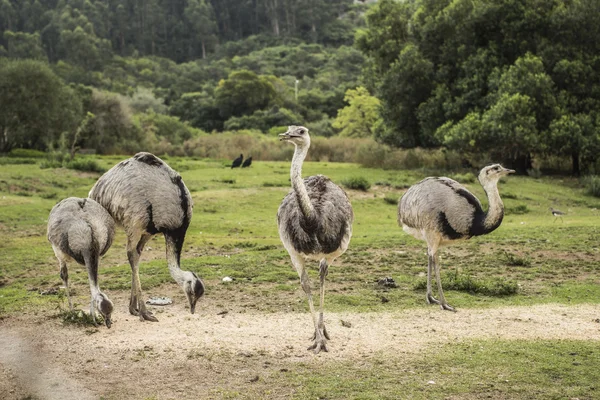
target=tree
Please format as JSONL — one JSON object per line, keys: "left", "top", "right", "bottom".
{"left": 185, "top": 0, "right": 218, "bottom": 59}
{"left": 0, "top": 59, "right": 82, "bottom": 152}
{"left": 333, "top": 86, "right": 381, "bottom": 138}
{"left": 215, "top": 70, "right": 279, "bottom": 119}
{"left": 3, "top": 30, "right": 46, "bottom": 60}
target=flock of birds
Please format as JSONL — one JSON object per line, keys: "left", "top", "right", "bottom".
{"left": 48, "top": 125, "right": 525, "bottom": 354}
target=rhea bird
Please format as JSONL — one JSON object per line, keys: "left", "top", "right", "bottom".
{"left": 231, "top": 154, "right": 243, "bottom": 169}
{"left": 277, "top": 125, "right": 354, "bottom": 353}
{"left": 47, "top": 197, "right": 115, "bottom": 328}
{"left": 398, "top": 164, "right": 514, "bottom": 311}
{"left": 89, "top": 152, "right": 205, "bottom": 322}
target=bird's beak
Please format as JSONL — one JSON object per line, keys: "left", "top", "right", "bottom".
{"left": 504, "top": 168, "right": 516, "bottom": 174}
{"left": 279, "top": 131, "right": 291, "bottom": 141}
{"left": 105, "top": 317, "right": 112, "bottom": 329}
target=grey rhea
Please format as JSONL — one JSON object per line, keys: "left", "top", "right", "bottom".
{"left": 47, "top": 197, "right": 115, "bottom": 328}
{"left": 277, "top": 125, "right": 354, "bottom": 353}
{"left": 398, "top": 164, "right": 515, "bottom": 311}
{"left": 89, "top": 152, "right": 205, "bottom": 322}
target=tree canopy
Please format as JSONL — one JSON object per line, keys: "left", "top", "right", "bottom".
{"left": 357, "top": 0, "right": 600, "bottom": 174}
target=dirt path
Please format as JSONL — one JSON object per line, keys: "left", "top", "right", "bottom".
{"left": 1, "top": 302, "right": 599, "bottom": 400}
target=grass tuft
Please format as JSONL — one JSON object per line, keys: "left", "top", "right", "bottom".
{"left": 507, "top": 204, "right": 530, "bottom": 214}
{"left": 502, "top": 251, "right": 532, "bottom": 267}
{"left": 383, "top": 193, "right": 399, "bottom": 205}
{"left": 414, "top": 270, "right": 519, "bottom": 296}
{"left": 583, "top": 175, "right": 600, "bottom": 197}
{"left": 341, "top": 176, "right": 371, "bottom": 191}
{"left": 57, "top": 309, "right": 103, "bottom": 327}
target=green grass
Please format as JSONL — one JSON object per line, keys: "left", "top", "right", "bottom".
{"left": 1, "top": 157, "right": 599, "bottom": 314}
{"left": 1, "top": 155, "right": 600, "bottom": 397}
{"left": 277, "top": 339, "right": 600, "bottom": 399}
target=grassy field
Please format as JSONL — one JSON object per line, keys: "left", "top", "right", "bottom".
{"left": 1, "top": 154, "right": 600, "bottom": 399}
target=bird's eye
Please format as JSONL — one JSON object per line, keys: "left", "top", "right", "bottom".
{"left": 299, "top": 129, "right": 305, "bottom": 134}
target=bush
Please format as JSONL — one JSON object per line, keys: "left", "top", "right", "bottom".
{"left": 341, "top": 176, "right": 370, "bottom": 191}
{"left": 583, "top": 175, "right": 600, "bottom": 197}
{"left": 65, "top": 158, "right": 105, "bottom": 173}
{"left": 451, "top": 172, "right": 476, "bottom": 184}
{"left": 506, "top": 204, "right": 530, "bottom": 215}
{"left": 8, "top": 148, "right": 46, "bottom": 158}
{"left": 383, "top": 193, "right": 399, "bottom": 205}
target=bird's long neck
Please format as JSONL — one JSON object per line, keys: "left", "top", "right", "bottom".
{"left": 166, "top": 236, "right": 187, "bottom": 285}
{"left": 291, "top": 144, "right": 315, "bottom": 218}
{"left": 480, "top": 181, "right": 505, "bottom": 235}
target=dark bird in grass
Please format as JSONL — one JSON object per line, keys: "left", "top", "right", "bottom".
{"left": 231, "top": 154, "right": 243, "bottom": 169}
{"left": 398, "top": 164, "right": 514, "bottom": 311}
{"left": 242, "top": 156, "right": 253, "bottom": 168}
{"left": 549, "top": 207, "right": 565, "bottom": 222}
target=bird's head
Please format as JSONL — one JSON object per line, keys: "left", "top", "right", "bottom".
{"left": 478, "top": 164, "right": 515, "bottom": 187}
{"left": 182, "top": 271, "right": 205, "bottom": 314}
{"left": 279, "top": 125, "right": 310, "bottom": 147}
{"left": 95, "top": 293, "right": 114, "bottom": 328}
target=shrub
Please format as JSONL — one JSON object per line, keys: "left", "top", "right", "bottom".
{"left": 9, "top": 148, "right": 46, "bottom": 158}
{"left": 451, "top": 172, "right": 476, "bottom": 183}
{"left": 506, "top": 204, "right": 530, "bottom": 215}
{"left": 583, "top": 175, "right": 600, "bottom": 197}
{"left": 383, "top": 193, "right": 399, "bottom": 205}
{"left": 65, "top": 158, "right": 105, "bottom": 173}
{"left": 341, "top": 176, "right": 370, "bottom": 191}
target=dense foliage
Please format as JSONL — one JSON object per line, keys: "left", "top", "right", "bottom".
{"left": 2, "top": 0, "right": 600, "bottom": 176}
{"left": 357, "top": 0, "right": 600, "bottom": 174}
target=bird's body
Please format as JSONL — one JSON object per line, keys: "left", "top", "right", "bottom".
{"left": 242, "top": 156, "right": 252, "bottom": 168}
{"left": 47, "top": 197, "right": 115, "bottom": 328}
{"left": 89, "top": 152, "right": 204, "bottom": 322}
{"left": 231, "top": 154, "right": 243, "bottom": 168}
{"left": 549, "top": 207, "right": 565, "bottom": 222}
{"left": 277, "top": 125, "right": 353, "bottom": 353}
{"left": 398, "top": 164, "right": 514, "bottom": 311}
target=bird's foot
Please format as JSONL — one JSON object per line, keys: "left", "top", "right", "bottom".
{"left": 308, "top": 326, "right": 330, "bottom": 354}
{"left": 129, "top": 296, "right": 159, "bottom": 322}
{"left": 307, "top": 337, "right": 329, "bottom": 354}
{"left": 426, "top": 293, "right": 441, "bottom": 305}
{"left": 440, "top": 303, "right": 456, "bottom": 312}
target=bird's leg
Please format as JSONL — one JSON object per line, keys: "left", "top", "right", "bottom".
{"left": 84, "top": 252, "right": 100, "bottom": 327}
{"left": 318, "top": 259, "right": 330, "bottom": 340}
{"left": 293, "top": 256, "right": 328, "bottom": 354}
{"left": 433, "top": 251, "right": 455, "bottom": 312}
{"left": 89, "top": 298, "right": 98, "bottom": 327}
{"left": 58, "top": 259, "right": 73, "bottom": 310}
{"left": 426, "top": 251, "right": 440, "bottom": 306}
{"left": 126, "top": 233, "right": 158, "bottom": 322}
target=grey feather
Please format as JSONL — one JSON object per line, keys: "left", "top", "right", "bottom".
{"left": 397, "top": 164, "right": 514, "bottom": 311}
{"left": 47, "top": 197, "right": 115, "bottom": 328}
{"left": 277, "top": 125, "right": 353, "bottom": 354}
{"left": 88, "top": 152, "right": 204, "bottom": 320}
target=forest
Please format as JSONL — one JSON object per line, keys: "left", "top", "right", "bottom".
{"left": 1, "top": 0, "right": 600, "bottom": 177}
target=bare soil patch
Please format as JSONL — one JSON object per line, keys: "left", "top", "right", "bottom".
{"left": 1, "top": 289, "right": 599, "bottom": 400}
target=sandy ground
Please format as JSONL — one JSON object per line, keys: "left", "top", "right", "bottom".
{"left": 1, "top": 291, "right": 599, "bottom": 400}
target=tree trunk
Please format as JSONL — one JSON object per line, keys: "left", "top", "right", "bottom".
{"left": 572, "top": 151, "right": 581, "bottom": 176}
